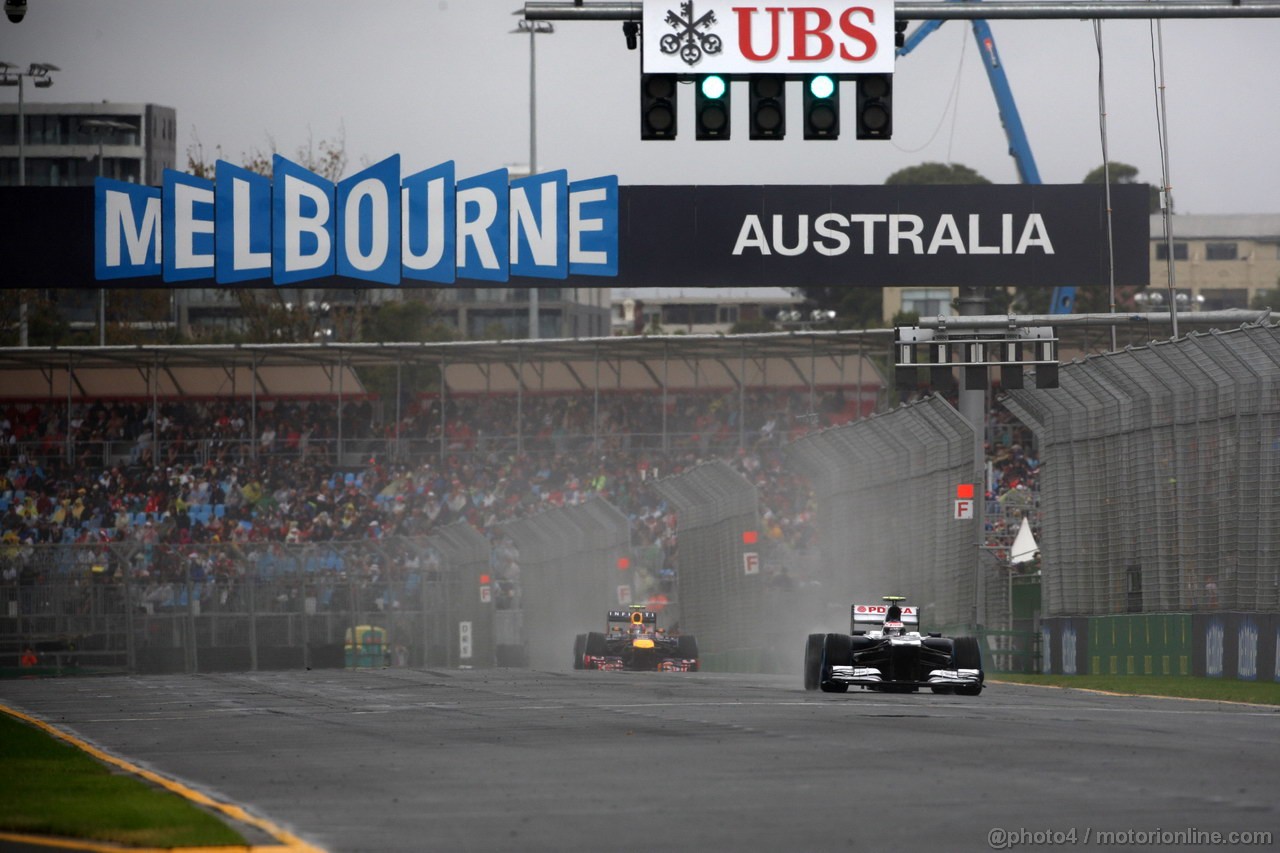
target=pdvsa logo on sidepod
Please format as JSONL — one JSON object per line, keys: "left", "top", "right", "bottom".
{"left": 95, "top": 155, "right": 618, "bottom": 285}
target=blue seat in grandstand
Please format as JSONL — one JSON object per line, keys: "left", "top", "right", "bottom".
{"left": 214, "top": 504, "right": 226, "bottom": 518}
{"left": 0, "top": 497, "right": 8, "bottom": 512}
{"left": 135, "top": 512, "right": 149, "bottom": 526}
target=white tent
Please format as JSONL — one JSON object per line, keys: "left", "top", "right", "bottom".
{"left": 1009, "top": 517, "right": 1040, "bottom": 565}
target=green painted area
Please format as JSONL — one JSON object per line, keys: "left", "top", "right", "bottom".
{"left": 0, "top": 713, "right": 246, "bottom": 848}
{"left": 1088, "top": 613, "right": 1192, "bottom": 677}
{"left": 993, "top": 673, "right": 1280, "bottom": 706}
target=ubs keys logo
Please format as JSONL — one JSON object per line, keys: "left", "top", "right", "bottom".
{"left": 661, "top": 1, "right": 723, "bottom": 65}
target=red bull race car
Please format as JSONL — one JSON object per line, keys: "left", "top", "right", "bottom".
{"left": 803, "top": 596, "right": 984, "bottom": 695}
{"left": 573, "top": 607, "right": 699, "bottom": 672}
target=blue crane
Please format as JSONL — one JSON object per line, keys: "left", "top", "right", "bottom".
{"left": 898, "top": 2, "right": 1076, "bottom": 313}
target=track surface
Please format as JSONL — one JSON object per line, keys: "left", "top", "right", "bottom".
{"left": 2, "top": 669, "right": 1277, "bottom": 852}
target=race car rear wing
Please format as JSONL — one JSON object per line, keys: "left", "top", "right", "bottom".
{"left": 851, "top": 603, "right": 919, "bottom": 633}
{"left": 608, "top": 610, "right": 657, "bottom": 625}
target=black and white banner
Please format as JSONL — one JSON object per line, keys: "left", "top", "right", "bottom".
{"left": 599, "top": 183, "right": 1150, "bottom": 288}
{"left": 2, "top": 182, "right": 1148, "bottom": 289}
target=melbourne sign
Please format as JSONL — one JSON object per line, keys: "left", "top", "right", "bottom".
{"left": 642, "top": 0, "right": 896, "bottom": 74}
{"left": 94, "top": 155, "right": 619, "bottom": 285}
{"left": 1, "top": 182, "right": 1148, "bottom": 289}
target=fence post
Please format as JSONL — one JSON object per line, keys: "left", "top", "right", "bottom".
{"left": 184, "top": 558, "right": 198, "bottom": 674}
{"left": 122, "top": 567, "right": 136, "bottom": 674}
{"left": 300, "top": 578, "right": 311, "bottom": 670}
{"left": 248, "top": 575, "right": 258, "bottom": 672}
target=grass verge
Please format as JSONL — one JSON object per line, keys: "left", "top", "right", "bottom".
{"left": 991, "top": 673, "right": 1280, "bottom": 706}
{"left": 0, "top": 711, "right": 247, "bottom": 848}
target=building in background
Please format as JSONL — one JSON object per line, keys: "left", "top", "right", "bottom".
{"left": 1146, "top": 213, "right": 1280, "bottom": 311}
{"left": 881, "top": 213, "right": 1280, "bottom": 323}
{"left": 0, "top": 100, "right": 175, "bottom": 186}
{"left": 611, "top": 287, "right": 803, "bottom": 335}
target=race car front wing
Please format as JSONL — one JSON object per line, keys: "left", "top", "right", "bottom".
{"left": 583, "top": 655, "right": 699, "bottom": 672}
{"left": 829, "top": 665, "right": 983, "bottom": 688}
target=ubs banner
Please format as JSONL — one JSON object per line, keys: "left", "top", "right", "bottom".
{"left": 0, "top": 177, "right": 1148, "bottom": 289}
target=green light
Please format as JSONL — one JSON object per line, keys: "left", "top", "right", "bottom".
{"left": 809, "top": 74, "right": 835, "bottom": 99}
{"left": 700, "top": 75, "right": 727, "bottom": 100}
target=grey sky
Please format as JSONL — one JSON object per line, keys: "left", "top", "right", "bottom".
{"left": 5, "top": 1, "right": 1277, "bottom": 214}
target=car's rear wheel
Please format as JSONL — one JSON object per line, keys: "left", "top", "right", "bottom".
{"left": 584, "top": 631, "right": 608, "bottom": 661}
{"left": 803, "top": 633, "right": 824, "bottom": 691}
{"left": 675, "top": 635, "right": 699, "bottom": 671}
{"left": 572, "top": 634, "right": 587, "bottom": 669}
{"left": 820, "top": 633, "right": 851, "bottom": 693}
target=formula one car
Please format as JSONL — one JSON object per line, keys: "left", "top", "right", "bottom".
{"left": 573, "top": 607, "right": 699, "bottom": 672}
{"left": 803, "top": 596, "right": 984, "bottom": 695}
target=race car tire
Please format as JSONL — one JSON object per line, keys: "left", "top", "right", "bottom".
{"left": 820, "top": 633, "right": 851, "bottom": 693}
{"left": 584, "top": 631, "right": 608, "bottom": 659}
{"left": 803, "top": 633, "right": 825, "bottom": 691}
{"left": 676, "top": 635, "right": 699, "bottom": 670}
{"left": 952, "top": 636, "right": 984, "bottom": 695}
{"left": 572, "top": 634, "right": 587, "bottom": 670}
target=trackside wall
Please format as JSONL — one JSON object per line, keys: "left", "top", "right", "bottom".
{"left": 1040, "top": 613, "right": 1278, "bottom": 680}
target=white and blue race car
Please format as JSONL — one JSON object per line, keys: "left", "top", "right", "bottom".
{"left": 804, "top": 596, "right": 984, "bottom": 695}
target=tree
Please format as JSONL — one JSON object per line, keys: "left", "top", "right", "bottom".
{"left": 885, "top": 162, "right": 992, "bottom": 185}
{"left": 1082, "top": 161, "right": 1161, "bottom": 214}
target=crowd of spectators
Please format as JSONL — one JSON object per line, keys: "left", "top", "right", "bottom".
{"left": 1, "top": 385, "right": 1038, "bottom": 601}
{"left": 0, "top": 389, "right": 852, "bottom": 595}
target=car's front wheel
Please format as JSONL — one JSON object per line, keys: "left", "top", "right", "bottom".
{"left": 952, "top": 636, "right": 984, "bottom": 695}
{"left": 819, "top": 633, "right": 851, "bottom": 693}
{"left": 803, "top": 633, "right": 824, "bottom": 691}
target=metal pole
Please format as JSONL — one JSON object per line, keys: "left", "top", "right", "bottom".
{"left": 528, "top": 43, "right": 540, "bottom": 342}
{"left": 524, "top": 1, "right": 1280, "bottom": 21}
{"left": 17, "top": 76, "right": 26, "bottom": 348}
{"left": 1155, "top": 21, "right": 1180, "bottom": 339}
{"left": 97, "top": 137, "right": 106, "bottom": 346}
{"left": 16, "top": 74, "right": 23, "bottom": 187}
{"left": 958, "top": 288, "right": 988, "bottom": 631}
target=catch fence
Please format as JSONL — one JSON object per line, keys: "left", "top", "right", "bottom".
{"left": 1002, "top": 324, "right": 1280, "bottom": 617}
{"left": 1, "top": 526, "right": 493, "bottom": 673}
{"left": 498, "top": 498, "right": 632, "bottom": 670}
{"left": 785, "top": 394, "right": 986, "bottom": 633}
{"left": 650, "top": 460, "right": 790, "bottom": 668}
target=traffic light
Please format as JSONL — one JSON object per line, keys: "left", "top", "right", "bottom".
{"left": 749, "top": 75, "right": 786, "bottom": 140}
{"left": 695, "top": 74, "right": 731, "bottom": 140}
{"left": 640, "top": 73, "right": 678, "bottom": 140}
{"left": 856, "top": 74, "right": 892, "bottom": 140}
{"left": 803, "top": 74, "right": 839, "bottom": 140}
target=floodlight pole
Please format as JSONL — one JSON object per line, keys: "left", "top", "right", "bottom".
{"left": 83, "top": 118, "right": 134, "bottom": 347}
{"left": 512, "top": 19, "right": 555, "bottom": 341}
{"left": 1, "top": 61, "right": 60, "bottom": 348}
